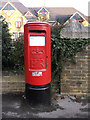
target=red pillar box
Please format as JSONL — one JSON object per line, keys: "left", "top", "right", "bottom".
{"left": 24, "top": 22, "right": 51, "bottom": 106}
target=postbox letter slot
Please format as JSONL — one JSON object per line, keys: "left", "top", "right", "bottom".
{"left": 29, "top": 30, "right": 46, "bottom": 33}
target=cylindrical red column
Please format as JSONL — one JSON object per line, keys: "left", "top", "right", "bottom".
{"left": 24, "top": 22, "right": 51, "bottom": 106}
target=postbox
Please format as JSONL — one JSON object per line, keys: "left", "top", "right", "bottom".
{"left": 24, "top": 22, "right": 51, "bottom": 106}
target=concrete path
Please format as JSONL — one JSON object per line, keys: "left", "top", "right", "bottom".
{"left": 2, "top": 93, "right": 90, "bottom": 119}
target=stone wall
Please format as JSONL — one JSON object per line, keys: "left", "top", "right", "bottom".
{"left": 61, "top": 45, "right": 89, "bottom": 95}
{"left": 60, "top": 19, "right": 89, "bottom": 39}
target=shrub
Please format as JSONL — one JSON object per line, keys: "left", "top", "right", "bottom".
{"left": 11, "top": 35, "right": 24, "bottom": 70}
{"left": 1, "top": 16, "right": 13, "bottom": 69}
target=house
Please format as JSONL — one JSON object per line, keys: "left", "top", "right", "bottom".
{"left": 29, "top": 7, "right": 89, "bottom": 26}
{"left": 0, "top": 0, "right": 37, "bottom": 40}
{"left": 0, "top": 0, "right": 89, "bottom": 40}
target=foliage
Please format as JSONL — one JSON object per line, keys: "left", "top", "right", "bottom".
{"left": 2, "top": 15, "right": 89, "bottom": 93}
{"left": 11, "top": 35, "right": 24, "bottom": 70}
{"left": 9, "top": 24, "right": 89, "bottom": 94}
{"left": 1, "top": 16, "right": 13, "bottom": 69}
{"left": 51, "top": 25, "right": 89, "bottom": 93}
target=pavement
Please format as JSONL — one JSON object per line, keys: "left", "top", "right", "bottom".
{"left": 2, "top": 93, "right": 90, "bottom": 119}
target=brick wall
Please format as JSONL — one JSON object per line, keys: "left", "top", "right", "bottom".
{"left": 60, "top": 19, "right": 89, "bottom": 95}
{"left": 2, "top": 71, "right": 25, "bottom": 93}
{"left": 2, "top": 45, "right": 89, "bottom": 95}
{"left": 61, "top": 45, "right": 89, "bottom": 95}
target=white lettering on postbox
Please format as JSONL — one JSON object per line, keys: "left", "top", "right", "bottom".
{"left": 32, "top": 72, "right": 42, "bottom": 76}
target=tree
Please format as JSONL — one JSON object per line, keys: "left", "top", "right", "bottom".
{"left": 1, "top": 16, "right": 12, "bottom": 69}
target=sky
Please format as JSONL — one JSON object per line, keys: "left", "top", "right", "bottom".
{"left": 19, "top": 0, "right": 90, "bottom": 16}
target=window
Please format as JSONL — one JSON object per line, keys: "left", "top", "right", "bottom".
{"left": 72, "top": 14, "right": 76, "bottom": 19}
{"left": 39, "top": 8, "right": 48, "bottom": 13}
{"left": 15, "top": 18, "right": 21, "bottom": 28}
{"left": 39, "top": 8, "right": 48, "bottom": 17}
{"left": 25, "top": 11, "right": 33, "bottom": 17}
{"left": 3, "top": 3, "right": 15, "bottom": 16}
{"left": 71, "top": 13, "right": 85, "bottom": 23}
{"left": 13, "top": 32, "right": 18, "bottom": 40}
{"left": 13, "top": 32, "right": 23, "bottom": 40}
{"left": 15, "top": 21, "right": 21, "bottom": 28}
{"left": 3, "top": 3, "right": 15, "bottom": 10}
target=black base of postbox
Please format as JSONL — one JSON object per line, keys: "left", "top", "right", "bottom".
{"left": 25, "top": 83, "right": 51, "bottom": 106}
